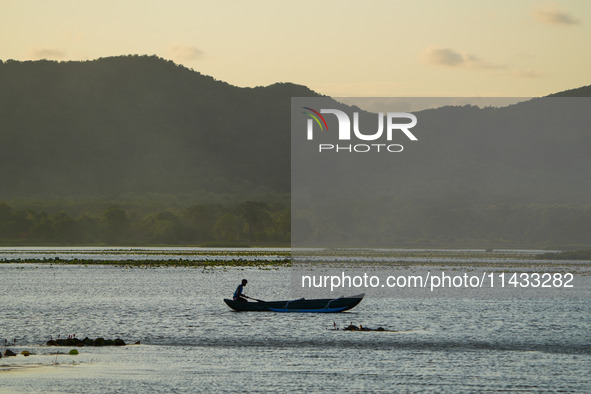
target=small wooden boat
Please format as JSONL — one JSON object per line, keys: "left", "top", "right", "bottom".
{"left": 223, "top": 293, "right": 364, "bottom": 313}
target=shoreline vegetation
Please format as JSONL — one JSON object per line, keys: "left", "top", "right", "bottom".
{"left": 0, "top": 257, "right": 292, "bottom": 267}
{"left": 2, "top": 198, "right": 591, "bottom": 250}
{"left": 0, "top": 248, "right": 293, "bottom": 267}
{"left": 0, "top": 200, "right": 291, "bottom": 246}
{"left": 1, "top": 248, "right": 590, "bottom": 267}
{"left": 3, "top": 195, "right": 591, "bottom": 251}
{"left": 539, "top": 249, "right": 591, "bottom": 260}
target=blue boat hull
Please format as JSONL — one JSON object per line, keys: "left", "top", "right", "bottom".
{"left": 224, "top": 294, "right": 364, "bottom": 313}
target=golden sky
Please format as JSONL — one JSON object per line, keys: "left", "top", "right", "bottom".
{"left": 1, "top": 0, "right": 589, "bottom": 97}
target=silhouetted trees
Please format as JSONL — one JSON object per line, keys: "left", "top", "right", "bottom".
{"left": 0, "top": 200, "right": 290, "bottom": 245}
{"left": 1, "top": 199, "right": 590, "bottom": 247}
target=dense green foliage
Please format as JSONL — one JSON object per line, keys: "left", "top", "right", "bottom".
{"left": 2, "top": 198, "right": 590, "bottom": 247}
{"left": 0, "top": 200, "right": 289, "bottom": 245}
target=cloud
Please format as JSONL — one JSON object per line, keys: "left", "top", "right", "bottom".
{"left": 423, "top": 47, "right": 464, "bottom": 66}
{"left": 29, "top": 48, "right": 66, "bottom": 60}
{"left": 423, "top": 46, "right": 505, "bottom": 70}
{"left": 169, "top": 45, "right": 204, "bottom": 61}
{"left": 423, "top": 47, "right": 540, "bottom": 79}
{"left": 534, "top": 6, "right": 580, "bottom": 25}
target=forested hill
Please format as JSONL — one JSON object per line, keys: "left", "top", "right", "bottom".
{"left": 0, "top": 55, "right": 319, "bottom": 199}
{"left": 0, "top": 55, "right": 590, "bottom": 206}
{"left": 1, "top": 55, "right": 590, "bottom": 247}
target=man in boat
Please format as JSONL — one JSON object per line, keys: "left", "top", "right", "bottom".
{"left": 233, "top": 279, "right": 249, "bottom": 302}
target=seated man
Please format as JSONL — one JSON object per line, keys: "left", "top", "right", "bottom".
{"left": 233, "top": 279, "right": 249, "bottom": 302}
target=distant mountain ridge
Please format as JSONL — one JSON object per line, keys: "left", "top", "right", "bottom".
{"left": 548, "top": 84, "right": 591, "bottom": 97}
{"left": 0, "top": 55, "right": 589, "bottom": 205}
{"left": 0, "top": 55, "right": 319, "bottom": 200}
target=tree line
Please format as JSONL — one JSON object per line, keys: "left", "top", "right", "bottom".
{"left": 2, "top": 199, "right": 590, "bottom": 247}
{"left": 0, "top": 201, "right": 290, "bottom": 245}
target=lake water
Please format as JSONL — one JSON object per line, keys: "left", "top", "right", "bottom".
{"left": 1, "top": 248, "right": 590, "bottom": 392}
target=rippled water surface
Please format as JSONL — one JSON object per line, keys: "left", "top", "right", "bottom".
{"left": 1, "top": 249, "right": 590, "bottom": 392}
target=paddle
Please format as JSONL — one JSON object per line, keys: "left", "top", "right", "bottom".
{"left": 245, "top": 295, "right": 265, "bottom": 303}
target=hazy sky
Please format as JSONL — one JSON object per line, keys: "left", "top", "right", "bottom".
{"left": 1, "top": 0, "right": 589, "bottom": 97}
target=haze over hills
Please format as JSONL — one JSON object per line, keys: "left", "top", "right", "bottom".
{"left": 291, "top": 94, "right": 591, "bottom": 247}
{"left": 0, "top": 55, "right": 590, "bottom": 246}
{"left": 0, "top": 54, "right": 590, "bottom": 203}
